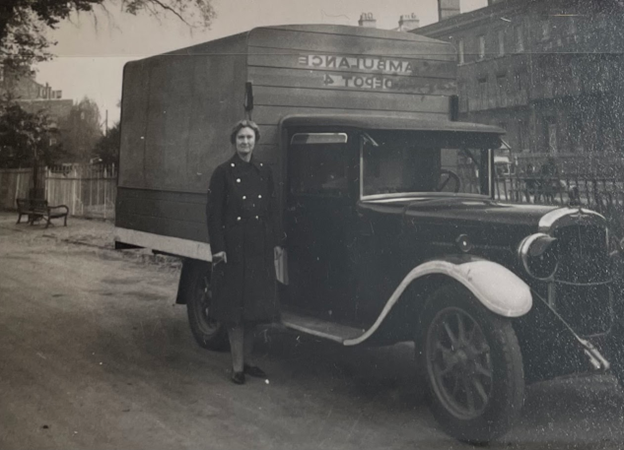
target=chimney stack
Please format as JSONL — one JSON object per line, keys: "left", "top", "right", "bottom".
{"left": 358, "top": 12, "right": 377, "bottom": 28}
{"left": 438, "top": 0, "right": 461, "bottom": 21}
{"left": 398, "top": 13, "right": 420, "bottom": 31}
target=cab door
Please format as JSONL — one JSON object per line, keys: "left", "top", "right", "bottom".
{"left": 284, "top": 131, "right": 359, "bottom": 322}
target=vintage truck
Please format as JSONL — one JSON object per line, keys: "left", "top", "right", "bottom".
{"left": 115, "top": 24, "right": 624, "bottom": 443}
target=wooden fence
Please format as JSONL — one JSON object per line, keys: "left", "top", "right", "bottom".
{"left": 0, "top": 168, "right": 32, "bottom": 210}
{"left": 46, "top": 164, "right": 117, "bottom": 219}
{"left": 0, "top": 164, "right": 117, "bottom": 220}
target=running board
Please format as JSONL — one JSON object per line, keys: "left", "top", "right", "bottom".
{"left": 280, "top": 311, "right": 366, "bottom": 345}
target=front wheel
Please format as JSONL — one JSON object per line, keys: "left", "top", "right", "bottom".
{"left": 418, "top": 285, "right": 525, "bottom": 444}
{"left": 604, "top": 322, "right": 624, "bottom": 389}
{"left": 186, "top": 262, "right": 228, "bottom": 351}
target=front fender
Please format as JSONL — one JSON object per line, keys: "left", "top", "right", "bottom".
{"left": 344, "top": 258, "right": 532, "bottom": 346}
{"left": 431, "top": 259, "right": 533, "bottom": 317}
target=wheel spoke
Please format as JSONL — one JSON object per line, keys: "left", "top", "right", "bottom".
{"left": 472, "top": 378, "right": 489, "bottom": 406}
{"left": 456, "top": 313, "right": 467, "bottom": 343}
{"left": 463, "top": 377, "right": 476, "bottom": 414}
{"left": 443, "top": 322, "right": 458, "bottom": 347}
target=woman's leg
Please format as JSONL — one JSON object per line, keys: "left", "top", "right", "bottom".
{"left": 242, "top": 324, "right": 267, "bottom": 377}
{"left": 243, "top": 323, "right": 256, "bottom": 366}
{"left": 227, "top": 324, "right": 245, "bottom": 374}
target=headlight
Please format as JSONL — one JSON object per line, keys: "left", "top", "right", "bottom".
{"left": 518, "top": 233, "right": 559, "bottom": 280}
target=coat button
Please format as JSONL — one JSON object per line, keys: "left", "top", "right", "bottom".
{"left": 258, "top": 194, "right": 262, "bottom": 198}
{"left": 236, "top": 178, "right": 241, "bottom": 183}
{"left": 242, "top": 195, "right": 246, "bottom": 200}
{"left": 230, "top": 163, "right": 235, "bottom": 167}
{"left": 255, "top": 215, "right": 259, "bottom": 219}
{"left": 260, "top": 163, "right": 263, "bottom": 166}
{"left": 237, "top": 216, "right": 241, "bottom": 221}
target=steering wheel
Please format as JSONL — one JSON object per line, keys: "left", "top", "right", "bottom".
{"left": 436, "top": 169, "right": 461, "bottom": 193}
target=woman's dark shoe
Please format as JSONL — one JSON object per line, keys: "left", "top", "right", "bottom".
{"left": 231, "top": 371, "right": 245, "bottom": 385}
{"left": 244, "top": 364, "right": 267, "bottom": 378}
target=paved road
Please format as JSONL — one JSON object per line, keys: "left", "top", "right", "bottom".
{"left": 1, "top": 214, "right": 624, "bottom": 449}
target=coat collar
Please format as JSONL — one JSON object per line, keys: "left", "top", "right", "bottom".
{"left": 229, "top": 153, "right": 264, "bottom": 170}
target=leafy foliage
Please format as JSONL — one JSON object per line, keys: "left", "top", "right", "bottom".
{"left": 93, "top": 121, "right": 120, "bottom": 165}
{"left": 0, "top": 96, "right": 65, "bottom": 168}
{"left": 57, "top": 97, "right": 103, "bottom": 162}
{"left": 0, "top": 0, "right": 216, "bottom": 75}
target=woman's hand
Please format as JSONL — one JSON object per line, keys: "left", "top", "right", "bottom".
{"left": 274, "top": 246, "right": 284, "bottom": 261}
{"left": 213, "top": 251, "right": 227, "bottom": 264}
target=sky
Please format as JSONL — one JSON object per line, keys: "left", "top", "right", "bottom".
{"left": 35, "top": 0, "right": 487, "bottom": 128}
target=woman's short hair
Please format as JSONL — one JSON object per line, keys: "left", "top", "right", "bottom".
{"left": 230, "top": 120, "right": 261, "bottom": 144}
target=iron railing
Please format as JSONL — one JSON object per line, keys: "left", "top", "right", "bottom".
{"left": 494, "top": 174, "right": 624, "bottom": 237}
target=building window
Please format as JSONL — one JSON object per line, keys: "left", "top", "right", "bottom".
{"left": 514, "top": 72, "right": 522, "bottom": 91}
{"left": 498, "top": 30, "right": 505, "bottom": 56}
{"left": 477, "top": 77, "right": 488, "bottom": 109}
{"left": 517, "top": 119, "right": 528, "bottom": 151}
{"left": 458, "top": 39, "right": 465, "bottom": 64}
{"left": 548, "top": 122, "right": 558, "bottom": 154}
{"left": 569, "top": 115, "right": 583, "bottom": 152}
{"left": 496, "top": 73, "right": 507, "bottom": 106}
{"left": 478, "top": 35, "right": 486, "bottom": 60}
{"left": 515, "top": 26, "right": 524, "bottom": 52}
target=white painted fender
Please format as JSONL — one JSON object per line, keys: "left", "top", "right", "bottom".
{"left": 344, "top": 259, "right": 532, "bottom": 346}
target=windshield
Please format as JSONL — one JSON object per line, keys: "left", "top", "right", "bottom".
{"left": 361, "top": 131, "right": 491, "bottom": 198}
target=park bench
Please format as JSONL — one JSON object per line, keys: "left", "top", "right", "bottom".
{"left": 16, "top": 198, "right": 69, "bottom": 228}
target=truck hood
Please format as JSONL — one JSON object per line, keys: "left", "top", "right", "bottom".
{"left": 359, "top": 196, "right": 559, "bottom": 247}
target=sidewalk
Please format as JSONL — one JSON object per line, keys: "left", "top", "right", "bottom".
{"left": 0, "top": 211, "right": 114, "bottom": 246}
{"left": 0, "top": 211, "right": 181, "bottom": 268}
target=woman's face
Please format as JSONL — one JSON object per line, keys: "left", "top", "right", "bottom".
{"left": 235, "top": 127, "right": 256, "bottom": 159}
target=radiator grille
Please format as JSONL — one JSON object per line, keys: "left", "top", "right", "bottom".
{"left": 552, "top": 223, "right": 612, "bottom": 336}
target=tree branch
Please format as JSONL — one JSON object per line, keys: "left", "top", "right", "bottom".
{"left": 146, "top": 0, "right": 190, "bottom": 27}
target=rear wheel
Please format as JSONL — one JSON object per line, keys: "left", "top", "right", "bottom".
{"left": 186, "top": 264, "right": 228, "bottom": 351}
{"left": 419, "top": 285, "right": 525, "bottom": 444}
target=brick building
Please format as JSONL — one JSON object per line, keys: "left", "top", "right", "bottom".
{"left": 1, "top": 69, "right": 73, "bottom": 123}
{"left": 416, "top": 0, "right": 624, "bottom": 174}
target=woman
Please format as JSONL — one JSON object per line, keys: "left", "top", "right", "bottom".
{"left": 206, "top": 119, "right": 281, "bottom": 384}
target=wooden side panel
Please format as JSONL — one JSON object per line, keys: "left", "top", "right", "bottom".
{"left": 117, "top": 33, "right": 253, "bottom": 237}
{"left": 118, "top": 33, "right": 249, "bottom": 194}
{"left": 248, "top": 27, "right": 455, "bottom": 61}
{"left": 116, "top": 187, "right": 209, "bottom": 242}
{"left": 118, "top": 61, "right": 150, "bottom": 188}
{"left": 247, "top": 50, "right": 457, "bottom": 79}
{"left": 253, "top": 86, "right": 449, "bottom": 114}
{"left": 248, "top": 66, "right": 456, "bottom": 96}
{"left": 252, "top": 107, "right": 447, "bottom": 125}
{"left": 247, "top": 26, "right": 456, "bottom": 131}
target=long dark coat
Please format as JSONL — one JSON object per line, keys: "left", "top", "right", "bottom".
{"left": 206, "top": 153, "right": 279, "bottom": 325}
